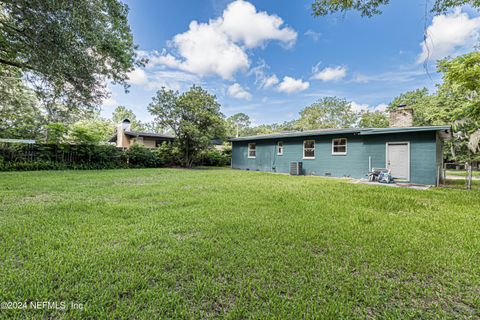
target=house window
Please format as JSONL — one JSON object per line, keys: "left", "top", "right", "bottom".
{"left": 303, "top": 140, "right": 315, "bottom": 159}
{"left": 332, "top": 138, "right": 347, "bottom": 155}
{"left": 248, "top": 143, "right": 256, "bottom": 158}
{"left": 277, "top": 141, "right": 283, "bottom": 155}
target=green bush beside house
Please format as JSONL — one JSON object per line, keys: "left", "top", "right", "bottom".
{"left": 0, "top": 142, "right": 231, "bottom": 171}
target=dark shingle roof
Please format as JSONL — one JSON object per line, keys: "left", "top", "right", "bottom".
{"left": 108, "top": 131, "right": 174, "bottom": 142}
{"left": 228, "top": 126, "right": 451, "bottom": 142}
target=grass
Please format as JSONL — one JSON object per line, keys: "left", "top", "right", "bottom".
{"left": 446, "top": 170, "right": 480, "bottom": 178}
{"left": 441, "top": 178, "right": 480, "bottom": 190}
{"left": 0, "top": 168, "right": 479, "bottom": 319}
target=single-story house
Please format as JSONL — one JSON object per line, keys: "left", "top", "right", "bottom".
{"left": 229, "top": 106, "right": 451, "bottom": 185}
{"left": 109, "top": 119, "right": 174, "bottom": 149}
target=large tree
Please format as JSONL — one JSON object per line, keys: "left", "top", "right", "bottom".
{"left": 388, "top": 88, "right": 439, "bottom": 126}
{"left": 69, "top": 118, "right": 115, "bottom": 144}
{"left": 148, "top": 86, "right": 225, "bottom": 167}
{"left": 111, "top": 106, "right": 146, "bottom": 131}
{"left": 358, "top": 110, "right": 389, "bottom": 128}
{"left": 436, "top": 52, "right": 480, "bottom": 166}
{"left": 0, "top": 0, "right": 140, "bottom": 109}
{"left": 226, "top": 113, "right": 251, "bottom": 137}
{"left": 311, "top": 0, "right": 480, "bottom": 17}
{"left": 437, "top": 51, "right": 480, "bottom": 121}
{"left": 0, "top": 66, "right": 42, "bottom": 139}
{"left": 296, "top": 97, "right": 358, "bottom": 130}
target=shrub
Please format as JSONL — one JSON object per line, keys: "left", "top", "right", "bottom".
{"left": 198, "top": 149, "right": 230, "bottom": 167}
{"left": 151, "top": 142, "right": 176, "bottom": 167}
{"left": 0, "top": 141, "right": 230, "bottom": 171}
{"left": 0, "top": 143, "right": 126, "bottom": 171}
{"left": 124, "top": 144, "right": 159, "bottom": 168}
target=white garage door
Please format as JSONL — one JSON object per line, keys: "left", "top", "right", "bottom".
{"left": 387, "top": 142, "right": 410, "bottom": 180}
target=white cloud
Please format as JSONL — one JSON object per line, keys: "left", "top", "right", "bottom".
{"left": 418, "top": 10, "right": 480, "bottom": 63}
{"left": 127, "top": 68, "right": 148, "bottom": 86}
{"left": 162, "top": 20, "right": 249, "bottom": 80}
{"left": 154, "top": 0, "right": 297, "bottom": 79}
{"left": 262, "top": 75, "right": 279, "bottom": 88}
{"left": 146, "top": 71, "right": 200, "bottom": 91}
{"left": 227, "top": 83, "right": 252, "bottom": 100}
{"left": 350, "top": 101, "right": 369, "bottom": 112}
{"left": 312, "top": 65, "right": 347, "bottom": 81}
{"left": 304, "top": 29, "right": 321, "bottom": 41}
{"left": 374, "top": 103, "right": 388, "bottom": 112}
{"left": 351, "top": 101, "right": 388, "bottom": 112}
{"left": 276, "top": 76, "right": 309, "bottom": 94}
{"left": 351, "top": 68, "right": 426, "bottom": 84}
{"left": 221, "top": 0, "right": 297, "bottom": 48}
{"left": 249, "top": 61, "right": 279, "bottom": 89}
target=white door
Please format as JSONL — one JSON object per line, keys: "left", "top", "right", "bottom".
{"left": 387, "top": 142, "right": 410, "bottom": 180}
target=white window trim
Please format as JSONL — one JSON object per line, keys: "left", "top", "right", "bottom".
{"left": 303, "top": 140, "right": 315, "bottom": 159}
{"left": 385, "top": 141, "right": 410, "bottom": 182}
{"left": 248, "top": 143, "right": 256, "bottom": 159}
{"left": 332, "top": 138, "right": 348, "bottom": 155}
{"left": 277, "top": 141, "right": 283, "bottom": 156}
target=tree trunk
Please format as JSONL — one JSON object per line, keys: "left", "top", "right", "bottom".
{"left": 466, "top": 162, "right": 472, "bottom": 190}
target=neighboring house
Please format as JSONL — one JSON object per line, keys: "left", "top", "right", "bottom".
{"left": 211, "top": 138, "right": 227, "bottom": 151}
{"left": 229, "top": 106, "right": 451, "bottom": 185}
{"left": 109, "top": 119, "right": 174, "bottom": 149}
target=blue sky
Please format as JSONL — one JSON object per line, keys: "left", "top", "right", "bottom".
{"left": 102, "top": 0, "right": 480, "bottom": 125}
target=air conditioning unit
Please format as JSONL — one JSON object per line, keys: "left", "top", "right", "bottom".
{"left": 290, "top": 161, "right": 303, "bottom": 176}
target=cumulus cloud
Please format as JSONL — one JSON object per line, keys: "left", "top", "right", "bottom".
{"left": 227, "top": 83, "right": 252, "bottom": 100}
{"left": 276, "top": 76, "right": 309, "bottom": 94}
{"left": 374, "top": 103, "right": 388, "bottom": 112}
{"left": 127, "top": 68, "right": 148, "bottom": 86}
{"left": 351, "top": 101, "right": 388, "bottom": 112}
{"left": 311, "top": 65, "right": 347, "bottom": 81}
{"left": 154, "top": 0, "right": 297, "bottom": 79}
{"left": 221, "top": 0, "right": 297, "bottom": 48}
{"left": 249, "top": 62, "right": 279, "bottom": 89}
{"left": 146, "top": 71, "right": 200, "bottom": 91}
{"left": 350, "top": 101, "right": 369, "bottom": 112}
{"left": 262, "top": 75, "right": 279, "bottom": 88}
{"left": 418, "top": 10, "right": 480, "bottom": 63}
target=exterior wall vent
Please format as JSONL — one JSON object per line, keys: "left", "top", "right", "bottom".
{"left": 290, "top": 161, "right": 303, "bottom": 175}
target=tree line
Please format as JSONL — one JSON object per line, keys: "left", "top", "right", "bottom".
{"left": 1, "top": 0, "right": 478, "bottom": 168}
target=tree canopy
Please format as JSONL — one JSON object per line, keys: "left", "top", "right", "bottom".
{"left": 0, "top": 66, "right": 42, "bottom": 139}
{"left": 358, "top": 110, "right": 389, "bottom": 128}
{"left": 0, "top": 0, "right": 139, "bottom": 109}
{"left": 226, "top": 113, "right": 251, "bottom": 137}
{"left": 111, "top": 106, "right": 146, "bottom": 131}
{"left": 296, "top": 97, "right": 359, "bottom": 130}
{"left": 311, "top": 0, "right": 480, "bottom": 17}
{"left": 148, "top": 86, "right": 225, "bottom": 167}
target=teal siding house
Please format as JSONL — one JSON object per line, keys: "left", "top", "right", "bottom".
{"left": 230, "top": 125, "right": 451, "bottom": 185}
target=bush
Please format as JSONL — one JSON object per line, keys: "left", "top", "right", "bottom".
{"left": 198, "top": 149, "right": 230, "bottom": 167}
{"left": 124, "top": 144, "right": 159, "bottom": 168}
{"left": 0, "top": 143, "right": 126, "bottom": 171}
{"left": 0, "top": 141, "right": 231, "bottom": 171}
{"left": 151, "top": 142, "right": 176, "bottom": 167}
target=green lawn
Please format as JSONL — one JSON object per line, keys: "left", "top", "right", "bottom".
{"left": 446, "top": 169, "right": 480, "bottom": 178}
{"left": 0, "top": 169, "right": 479, "bottom": 319}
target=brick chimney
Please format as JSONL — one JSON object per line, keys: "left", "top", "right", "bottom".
{"left": 116, "top": 119, "right": 131, "bottom": 148}
{"left": 389, "top": 105, "right": 413, "bottom": 127}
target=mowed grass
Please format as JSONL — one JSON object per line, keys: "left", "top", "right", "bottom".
{"left": 0, "top": 168, "right": 479, "bottom": 319}
{"left": 446, "top": 170, "right": 480, "bottom": 178}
